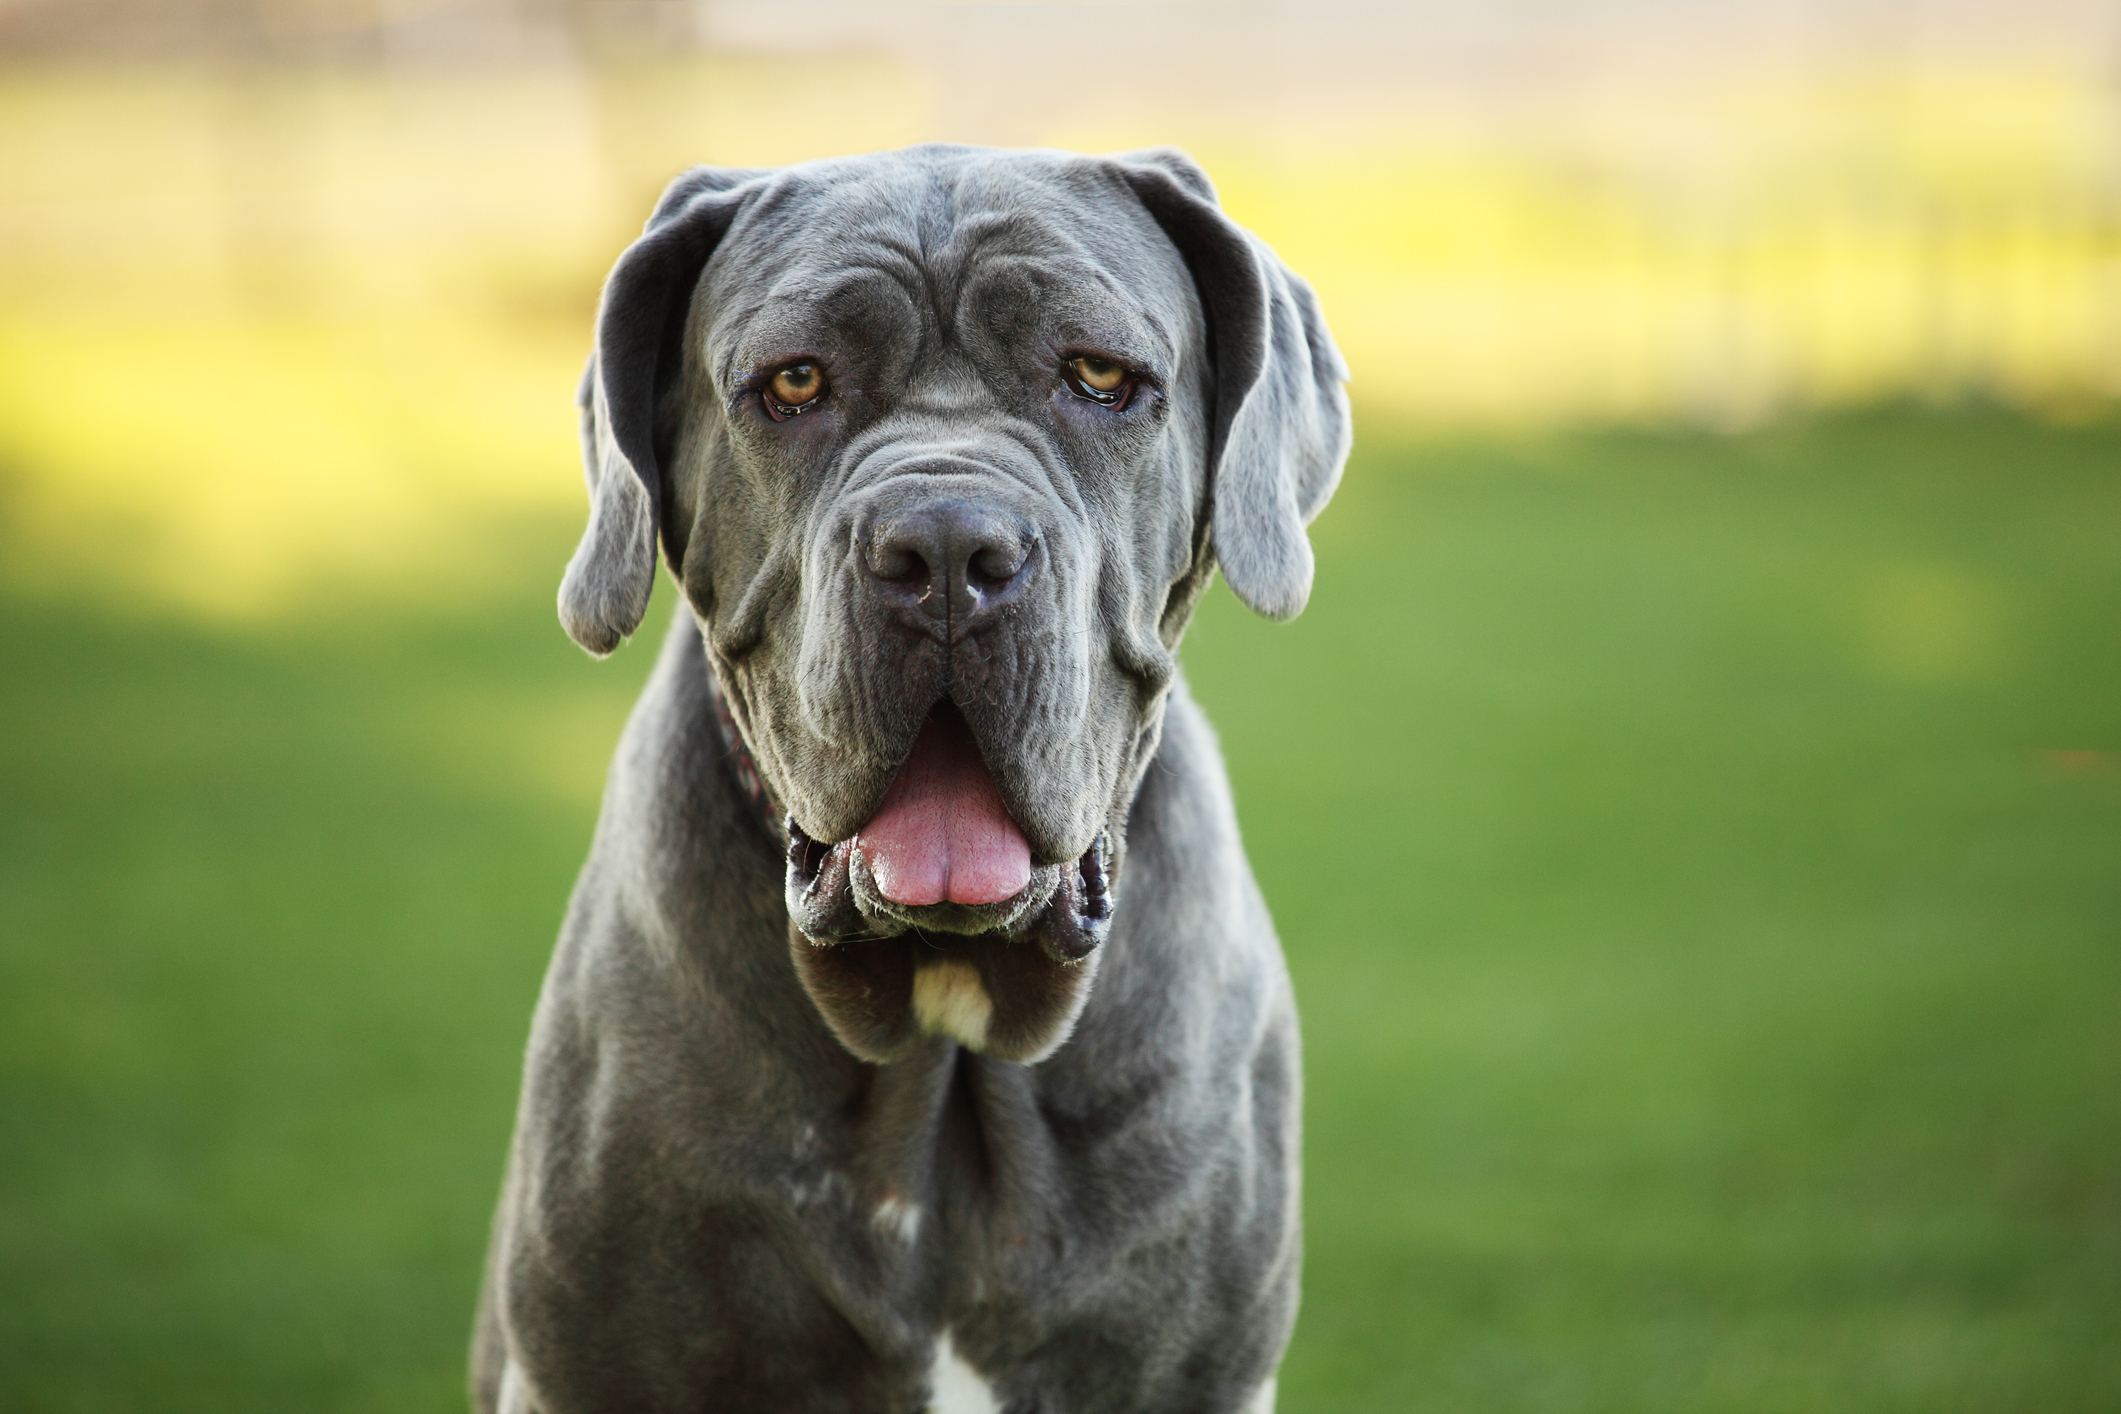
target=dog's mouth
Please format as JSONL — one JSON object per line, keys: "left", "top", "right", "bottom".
{"left": 851, "top": 700, "right": 1034, "bottom": 912}
{"left": 785, "top": 702, "right": 1112, "bottom": 962}
{"left": 780, "top": 703, "right": 1113, "bottom": 1064}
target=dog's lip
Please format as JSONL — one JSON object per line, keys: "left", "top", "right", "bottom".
{"left": 785, "top": 820, "right": 1113, "bottom": 962}
{"left": 851, "top": 702, "right": 1032, "bottom": 907}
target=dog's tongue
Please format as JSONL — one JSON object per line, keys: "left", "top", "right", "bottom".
{"left": 857, "top": 708, "right": 1031, "bottom": 907}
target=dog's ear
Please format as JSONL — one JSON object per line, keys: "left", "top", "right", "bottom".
{"left": 1113, "top": 148, "right": 1352, "bottom": 621}
{"left": 559, "top": 166, "right": 768, "bottom": 656}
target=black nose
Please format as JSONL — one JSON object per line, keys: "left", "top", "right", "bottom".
{"left": 864, "top": 501, "right": 1035, "bottom": 640}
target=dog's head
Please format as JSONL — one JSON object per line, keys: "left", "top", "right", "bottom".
{"left": 562, "top": 145, "right": 1347, "bottom": 1064}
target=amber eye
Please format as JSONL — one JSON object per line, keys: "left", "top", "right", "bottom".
{"left": 1071, "top": 356, "right": 1126, "bottom": 393}
{"left": 1065, "top": 355, "right": 1133, "bottom": 407}
{"left": 765, "top": 362, "right": 825, "bottom": 417}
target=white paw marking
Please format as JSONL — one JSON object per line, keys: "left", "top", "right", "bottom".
{"left": 1243, "top": 1375, "right": 1278, "bottom": 1413}
{"left": 873, "top": 1194, "right": 922, "bottom": 1244}
{"left": 926, "top": 1330, "right": 1001, "bottom": 1414}
{"left": 912, "top": 959, "right": 992, "bottom": 1051}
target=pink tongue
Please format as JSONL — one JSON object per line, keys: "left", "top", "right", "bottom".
{"left": 856, "top": 708, "right": 1032, "bottom": 907}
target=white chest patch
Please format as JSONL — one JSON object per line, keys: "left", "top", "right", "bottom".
{"left": 873, "top": 1194, "right": 922, "bottom": 1244}
{"left": 912, "top": 959, "right": 993, "bottom": 1051}
{"left": 926, "top": 1330, "right": 1002, "bottom": 1414}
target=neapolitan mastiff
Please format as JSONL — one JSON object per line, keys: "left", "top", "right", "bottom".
{"left": 472, "top": 144, "right": 1349, "bottom": 1414}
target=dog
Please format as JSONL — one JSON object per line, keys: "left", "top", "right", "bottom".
{"left": 472, "top": 144, "right": 1349, "bottom": 1414}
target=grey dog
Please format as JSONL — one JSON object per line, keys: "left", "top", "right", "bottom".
{"left": 471, "top": 144, "right": 1349, "bottom": 1414}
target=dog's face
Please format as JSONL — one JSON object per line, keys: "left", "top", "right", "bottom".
{"left": 560, "top": 146, "right": 1347, "bottom": 1064}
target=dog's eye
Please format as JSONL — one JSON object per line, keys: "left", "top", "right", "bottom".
{"left": 1064, "top": 356, "right": 1133, "bottom": 407}
{"left": 764, "top": 363, "right": 826, "bottom": 419}
{"left": 1071, "top": 356, "right": 1126, "bottom": 393}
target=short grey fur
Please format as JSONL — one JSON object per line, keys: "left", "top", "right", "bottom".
{"left": 476, "top": 144, "right": 1350, "bottom": 1413}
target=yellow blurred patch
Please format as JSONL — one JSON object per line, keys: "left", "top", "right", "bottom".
{"left": 0, "top": 56, "right": 2114, "bottom": 617}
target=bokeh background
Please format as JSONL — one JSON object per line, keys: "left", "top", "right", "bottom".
{"left": 3, "top": 2, "right": 2118, "bottom": 1410}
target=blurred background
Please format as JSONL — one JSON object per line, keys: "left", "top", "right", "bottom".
{"left": 1, "top": 1, "right": 2117, "bottom": 1410}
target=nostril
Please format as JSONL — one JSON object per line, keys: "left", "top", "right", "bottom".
{"left": 966, "top": 541, "right": 1028, "bottom": 593}
{"left": 870, "top": 542, "right": 931, "bottom": 588}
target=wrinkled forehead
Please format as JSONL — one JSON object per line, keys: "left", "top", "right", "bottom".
{"left": 695, "top": 152, "right": 1199, "bottom": 378}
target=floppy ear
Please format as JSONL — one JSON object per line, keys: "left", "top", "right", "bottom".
{"left": 558, "top": 166, "right": 767, "bottom": 656}
{"left": 1113, "top": 148, "right": 1352, "bottom": 621}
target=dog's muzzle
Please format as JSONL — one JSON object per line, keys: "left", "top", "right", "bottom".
{"left": 781, "top": 822, "right": 1113, "bottom": 1066}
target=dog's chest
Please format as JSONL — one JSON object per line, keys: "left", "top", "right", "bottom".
{"left": 926, "top": 1332, "right": 1004, "bottom": 1414}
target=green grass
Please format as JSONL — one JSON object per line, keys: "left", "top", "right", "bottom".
{"left": 2, "top": 408, "right": 2117, "bottom": 1411}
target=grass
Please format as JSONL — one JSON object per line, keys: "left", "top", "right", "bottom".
{"left": 1, "top": 407, "right": 2117, "bottom": 1411}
